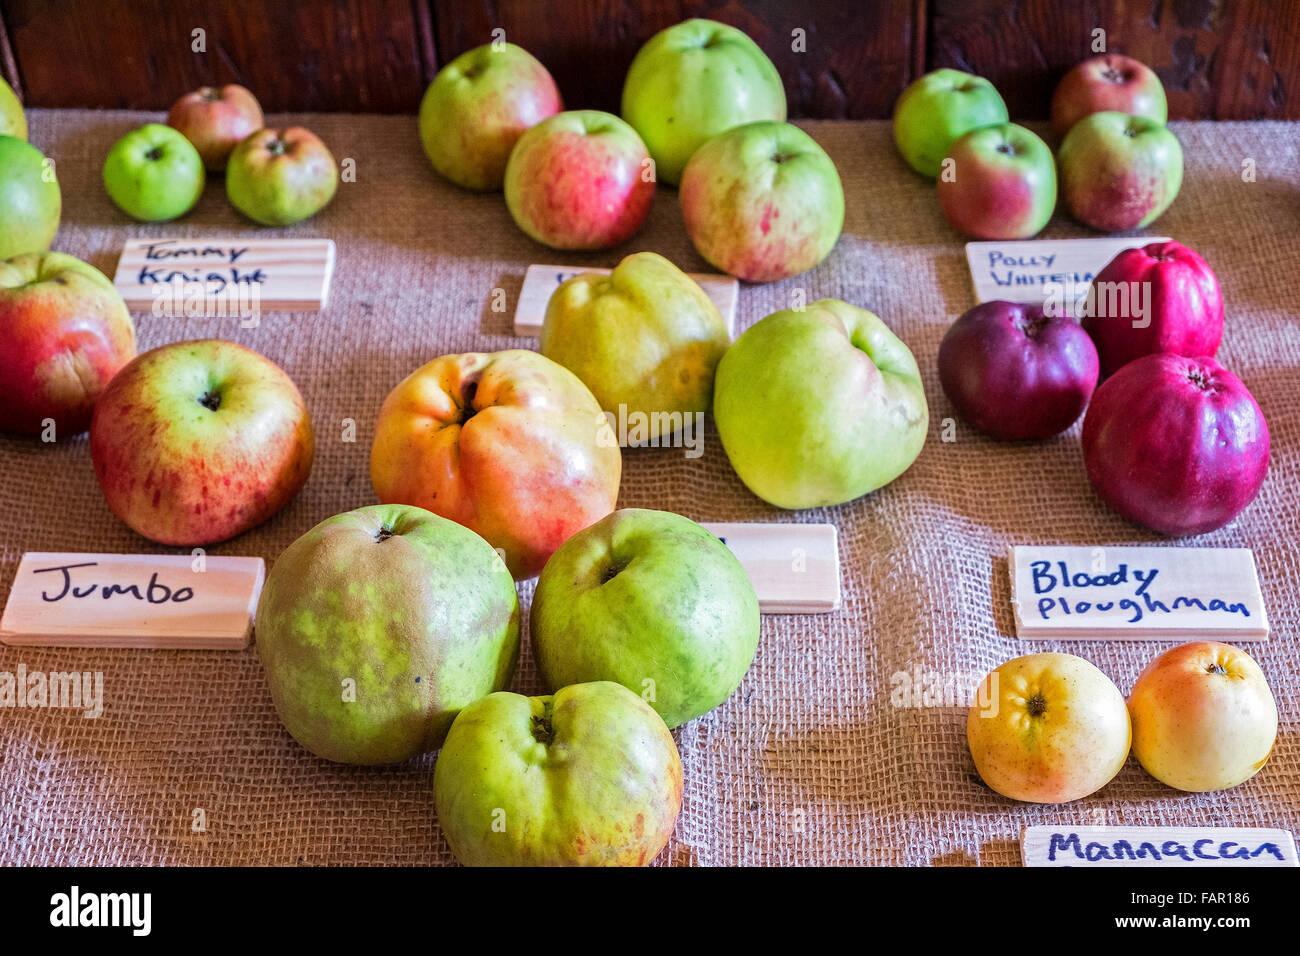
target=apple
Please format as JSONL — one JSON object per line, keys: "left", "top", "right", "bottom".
{"left": 434, "top": 681, "right": 682, "bottom": 866}
{"left": 540, "top": 252, "right": 729, "bottom": 440}
{"left": 531, "top": 509, "right": 760, "bottom": 729}
{"left": 621, "top": 18, "right": 786, "bottom": 187}
{"left": 256, "top": 504, "right": 521, "bottom": 765}
{"left": 937, "top": 123, "right": 1056, "bottom": 240}
{"left": 713, "top": 299, "right": 927, "bottom": 509}
{"left": 1051, "top": 54, "right": 1167, "bottom": 139}
{"left": 503, "top": 110, "right": 654, "bottom": 250}
{"left": 0, "top": 77, "right": 25, "bottom": 140}
{"left": 0, "top": 135, "right": 60, "bottom": 259}
{"left": 166, "top": 84, "right": 265, "bottom": 172}
{"left": 419, "top": 42, "right": 562, "bottom": 191}
{"left": 102, "top": 124, "right": 205, "bottom": 222}
{"left": 1058, "top": 111, "right": 1183, "bottom": 232}
{"left": 225, "top": 127, "right": 338, "bottom": 226}
{"left": 370, "top": 349, "right": 621, "bottom": 580}
{"left": 1082, "top": 353, "right": 1269, "bottom": 536}
{"left": 892, "top": 69, "right": 1009, "bottom": 179}
{"left": 967, "top": 653, "right": 1131, "bottom": 804}
{"left": 90, "top": 338, "right": 315, "bottom": 545}
{"left": 679, "top": 120, "right": 844, "bottom": 282}
{"left": 1083, "top": 240, "right": 1223, "bottom": 378}
{"left": 938, "top": 300, "right": 1098, "bottom": 440}
{"left": 0, "top": 252, "right": 135, "bottom": 436}
{"left": 1128, "top": 641, "right": 1277, "bottom": 793}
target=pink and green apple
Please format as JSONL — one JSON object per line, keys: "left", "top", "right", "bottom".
{"left": 893, "top": 69, "right": 1008, "bottom": 179}
{"left": 1058, "top": 111, "right": 1182, "bottom": 232}
{"left": 679, "top": 120, "right": 843, "bottom": 282}
{"left": 937, "top": 123, "right": 1056, "bottom": 240}
{"left": 1051, "top": 54, "right": 1167, "bottom": 139}
{"left": 0, "top": 77, "right": 25, "bottom": 140}
{"left": 225, "top": 126, "right": 338, "bottom": 226}
{"left": 256, "top": 503, "right": 521, "bottom": 765}
{"left": 102, "top": 124, "right": 205, "bottom": 222}
{"left": 419, "top": 42, "right": 562, "bottom": 191}
{"left": 434, "top": 681, "right": 682, "bottom": 866}
{"left": 621, "top": 18, "right": 786, "bottom": 187}
{"left": 0, "top": 135, "right": 60, "bottom": 258}
{"left": 90, "top": 338, "right": 315, "bottom": 545}
{"left": 166, "top": 84, "right": 265, "bottom": 172}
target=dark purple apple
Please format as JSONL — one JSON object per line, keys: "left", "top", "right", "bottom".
{"left": 938, "top": 300, "right": 1099, "bottom": 440}
{"left": 1082, "top": 353, "right": 1269, "bottom": 536}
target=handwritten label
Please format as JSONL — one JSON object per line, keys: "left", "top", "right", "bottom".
{"left": 0, "top": 552, "right": 264, "bottom": 649}
{"left": 1009, "top": 546, "right": 1268, "bottom": 641}
{"left": 1023, "top": 826, "right": 1298, "bottom": 867}
{"left": 700, "top": 523, "right": 840, "bottom": 614}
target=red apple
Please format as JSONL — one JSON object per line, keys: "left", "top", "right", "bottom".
{"left": 166, "top": 85, "right": 264, "bottom": 172}
{"left": 0, "top": 251, "right": 135, "bottom": 436}
{"left": 1051, "top": 54, "right": 1167, "bottom": 139}
{"left": 1083, "top": 240, "right": 1223, "bottom": 378}
{"left": 90, "top": 339, "right": 315, "bottom": 545}
{"left": 938, "top": 300, "right": 1098, "bottom": 440}
{"left": 1082, "top": 353, "right": 1268, "bottom": 536}
{"left": 503, "top": 110, "right": 654, "bottom": 250}
{"left": 937, "top": 123, "right": 1056, "bottom": 240}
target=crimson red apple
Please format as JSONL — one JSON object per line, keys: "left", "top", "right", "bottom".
{"left": 91, "top": 339, "right": 315, "bottom": 545}
{"left": 167, "top": 85, "right": 264, "bottom": 172}
{"left": 1051, "top": 54, "right": 1167, "bottom": 139}
{"left": 1082, "top": 353, "right": 1268, "bottom": 536}
{"left": 1083, "top": 240, "right": 1223, "bottom": 378}
{"left": 937, "top": 123, "right": 1056, "bottom": 240}
{"left": 0, "top": 251, "right": 135, "bottom": 436}
{"left": 938, "top": 300, "right": 1098, "bottom": 440}
{"left": 503, "top": 110, "right": 654, "bottom": 250}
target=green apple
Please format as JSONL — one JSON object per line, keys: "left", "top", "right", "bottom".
{"left": 540, "top": 252, "right": 729, "bottom": 442}
{"left": 0, "top": 77, "right": 25, "bottom": 140}
{"left": 893, "top": 69, "right": 1008, "bottom": 178}
{"left": 0, "top": 135, "right": 60, "bottom": 259}
{"left": 102, "top": 124, "right": 205, "bottom": 222}
{"left": 434, "top": 681, "right": 683, "bottom": 866}
{"left": 621, "top": 18, "right": 786, "bottom": 186}
{"left": 226, "top": 127, "right": 338, "bottom": 226}
{"left": 531, "top": 508, "right": 760, "bottom": 729}
{"left": 255, "top": 504, "right": 521, "bottom": 765}
{"left": 1058, "top": 111, "right": 1183, "bottom": 232}
{"left": 713, "top": 300, "right": 928, "bottom": 509}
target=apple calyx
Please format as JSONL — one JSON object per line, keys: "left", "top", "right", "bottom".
{"left": 1101, "top": 67, "right": 1127, "bottom": 84}
{"left": 601, "top": 557, "right": 629, "bottom": 584}
{"left": 145, "top": 146, "right": 165, "bottom": 162}
{"left": 1013, "top": 308, "right": 1050, "bottom": 339}
{"left": 1206, "top": 663, "right": 1228, "bottom": 675}
{"left": 531, "top": 701, "right": 555, "bottom": 745}
{"left": 266, "top": 138, "right": 288, "bottom": 157}
{"left": 374, "top": 525, "right": 395, "bottom": 543}
{"left": 1184, "top": 365, "right": 1215, "bottom": 392}
{"left": 1026, "top": 693, "right": 1047, "bottom": 717}
{"left": 200, "top": 87, "right": 221, "bottom": 101}
{"left": 198, "top": 389, "right": 222, "bottom": 411}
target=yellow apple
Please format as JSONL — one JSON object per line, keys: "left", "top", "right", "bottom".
{"left": 967, "top": 652, "right": 1130, "bottom": 803}
{"left": 1129, "top": 641, "right": 1277, "bottom": 792}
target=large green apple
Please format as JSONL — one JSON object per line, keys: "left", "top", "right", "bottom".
{"left": 540, "top": 251, "right": 729, "bottom": 442}
{"left": 0, "top": 77, "right": 25, "bottom": 140}
{"left": 102, "top": 124, "right": 205, "bottom": 222}
{"left": 531, "top": 508, "right": 760, "bottom": 729}
{"left": 434, "top": 681, "right": 682, "bottom": 866}
{"left": 621, "top": 18, "right": 786, "bottom": 186}
{"left": 0, "top": 135, "right": 60, "bottom": 259}
{"left": 893, "top": 69, "right": 1008, "bottom": 178}
{"left": 713, "top": 300, "right": 928, "bottom": 509}
{"left": 256, "top": 504, "right": 521, "bottom": 765}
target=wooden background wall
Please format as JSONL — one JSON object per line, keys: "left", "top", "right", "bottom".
{"left": 1, "top": 0, "right": 1296, "bottom": 120}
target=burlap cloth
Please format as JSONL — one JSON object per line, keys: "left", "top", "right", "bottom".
{"left": 1, "top": 110, "right": 1296, "bottom": 867}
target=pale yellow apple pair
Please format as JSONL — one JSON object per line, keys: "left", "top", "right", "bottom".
{"left": 967, "top": 642, "right": 1277, "bottom": 803}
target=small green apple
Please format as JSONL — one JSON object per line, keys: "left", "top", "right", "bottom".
{"left": 226, "top": 127, "right": 338, "bottom": 226}
{"left": 103, "top": 124, "right": 205, "bottom": 222}
{"left": 434, "top": 681, "right": 683, "bottom": 866}
{"left": 531, "top": 508, "right": 760, "bottom": 729}
{"left": 540, "top": 252, "right": 729, "bottom": 441}
{"left": 0, "top": 77, "right": 26, "bottom": 140}
{"left": 0, "top": 135, "right": 59, "bottom": 258}
{"left": 893, "top": 69, "right": 1008, "bottom": 179}
{"left": 713, "top": 299, "right": 928, "bottom": 509}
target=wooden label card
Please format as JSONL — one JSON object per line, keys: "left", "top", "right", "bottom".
{"left": 0, "top": 552, "right": 264, "bottom": 650}
{"left": 965, "top": 236, "right": 1169, "bottom": 315}
{"left": 512, "top": 263, "right": 739, "bottom": 337}
{"left": 1009, "top": 545, "right": 1268, "bottom": 641}
{"left": 112, "top": 237, "right": 336, "bottom": 313}
{"left": 1023, "top": 825, "right": 1298, "bottom": 867}
{"left": 702, "top": 523, "right": 840, "bottom": 614}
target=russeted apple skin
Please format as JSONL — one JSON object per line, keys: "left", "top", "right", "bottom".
{"left": 531, "top": 508, "right": 760, "bottom": 729}
{"left": 256, "top": 504, "right": 521, "bottom": 765}
{"left": 713, "top": 299, "right": 928, "bottom": 509}
{"left": 434, "top": 682, "right": 682, "bottom": 866}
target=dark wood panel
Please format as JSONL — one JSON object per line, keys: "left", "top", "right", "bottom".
{"left": 2, "top": 0, "right": 431, "bottom": 112}
{"left": 928, "top": 0, "right": 1300, "bottom": 121}
{"left": 431, "top": 0, "right": 916, "bottom": 119}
